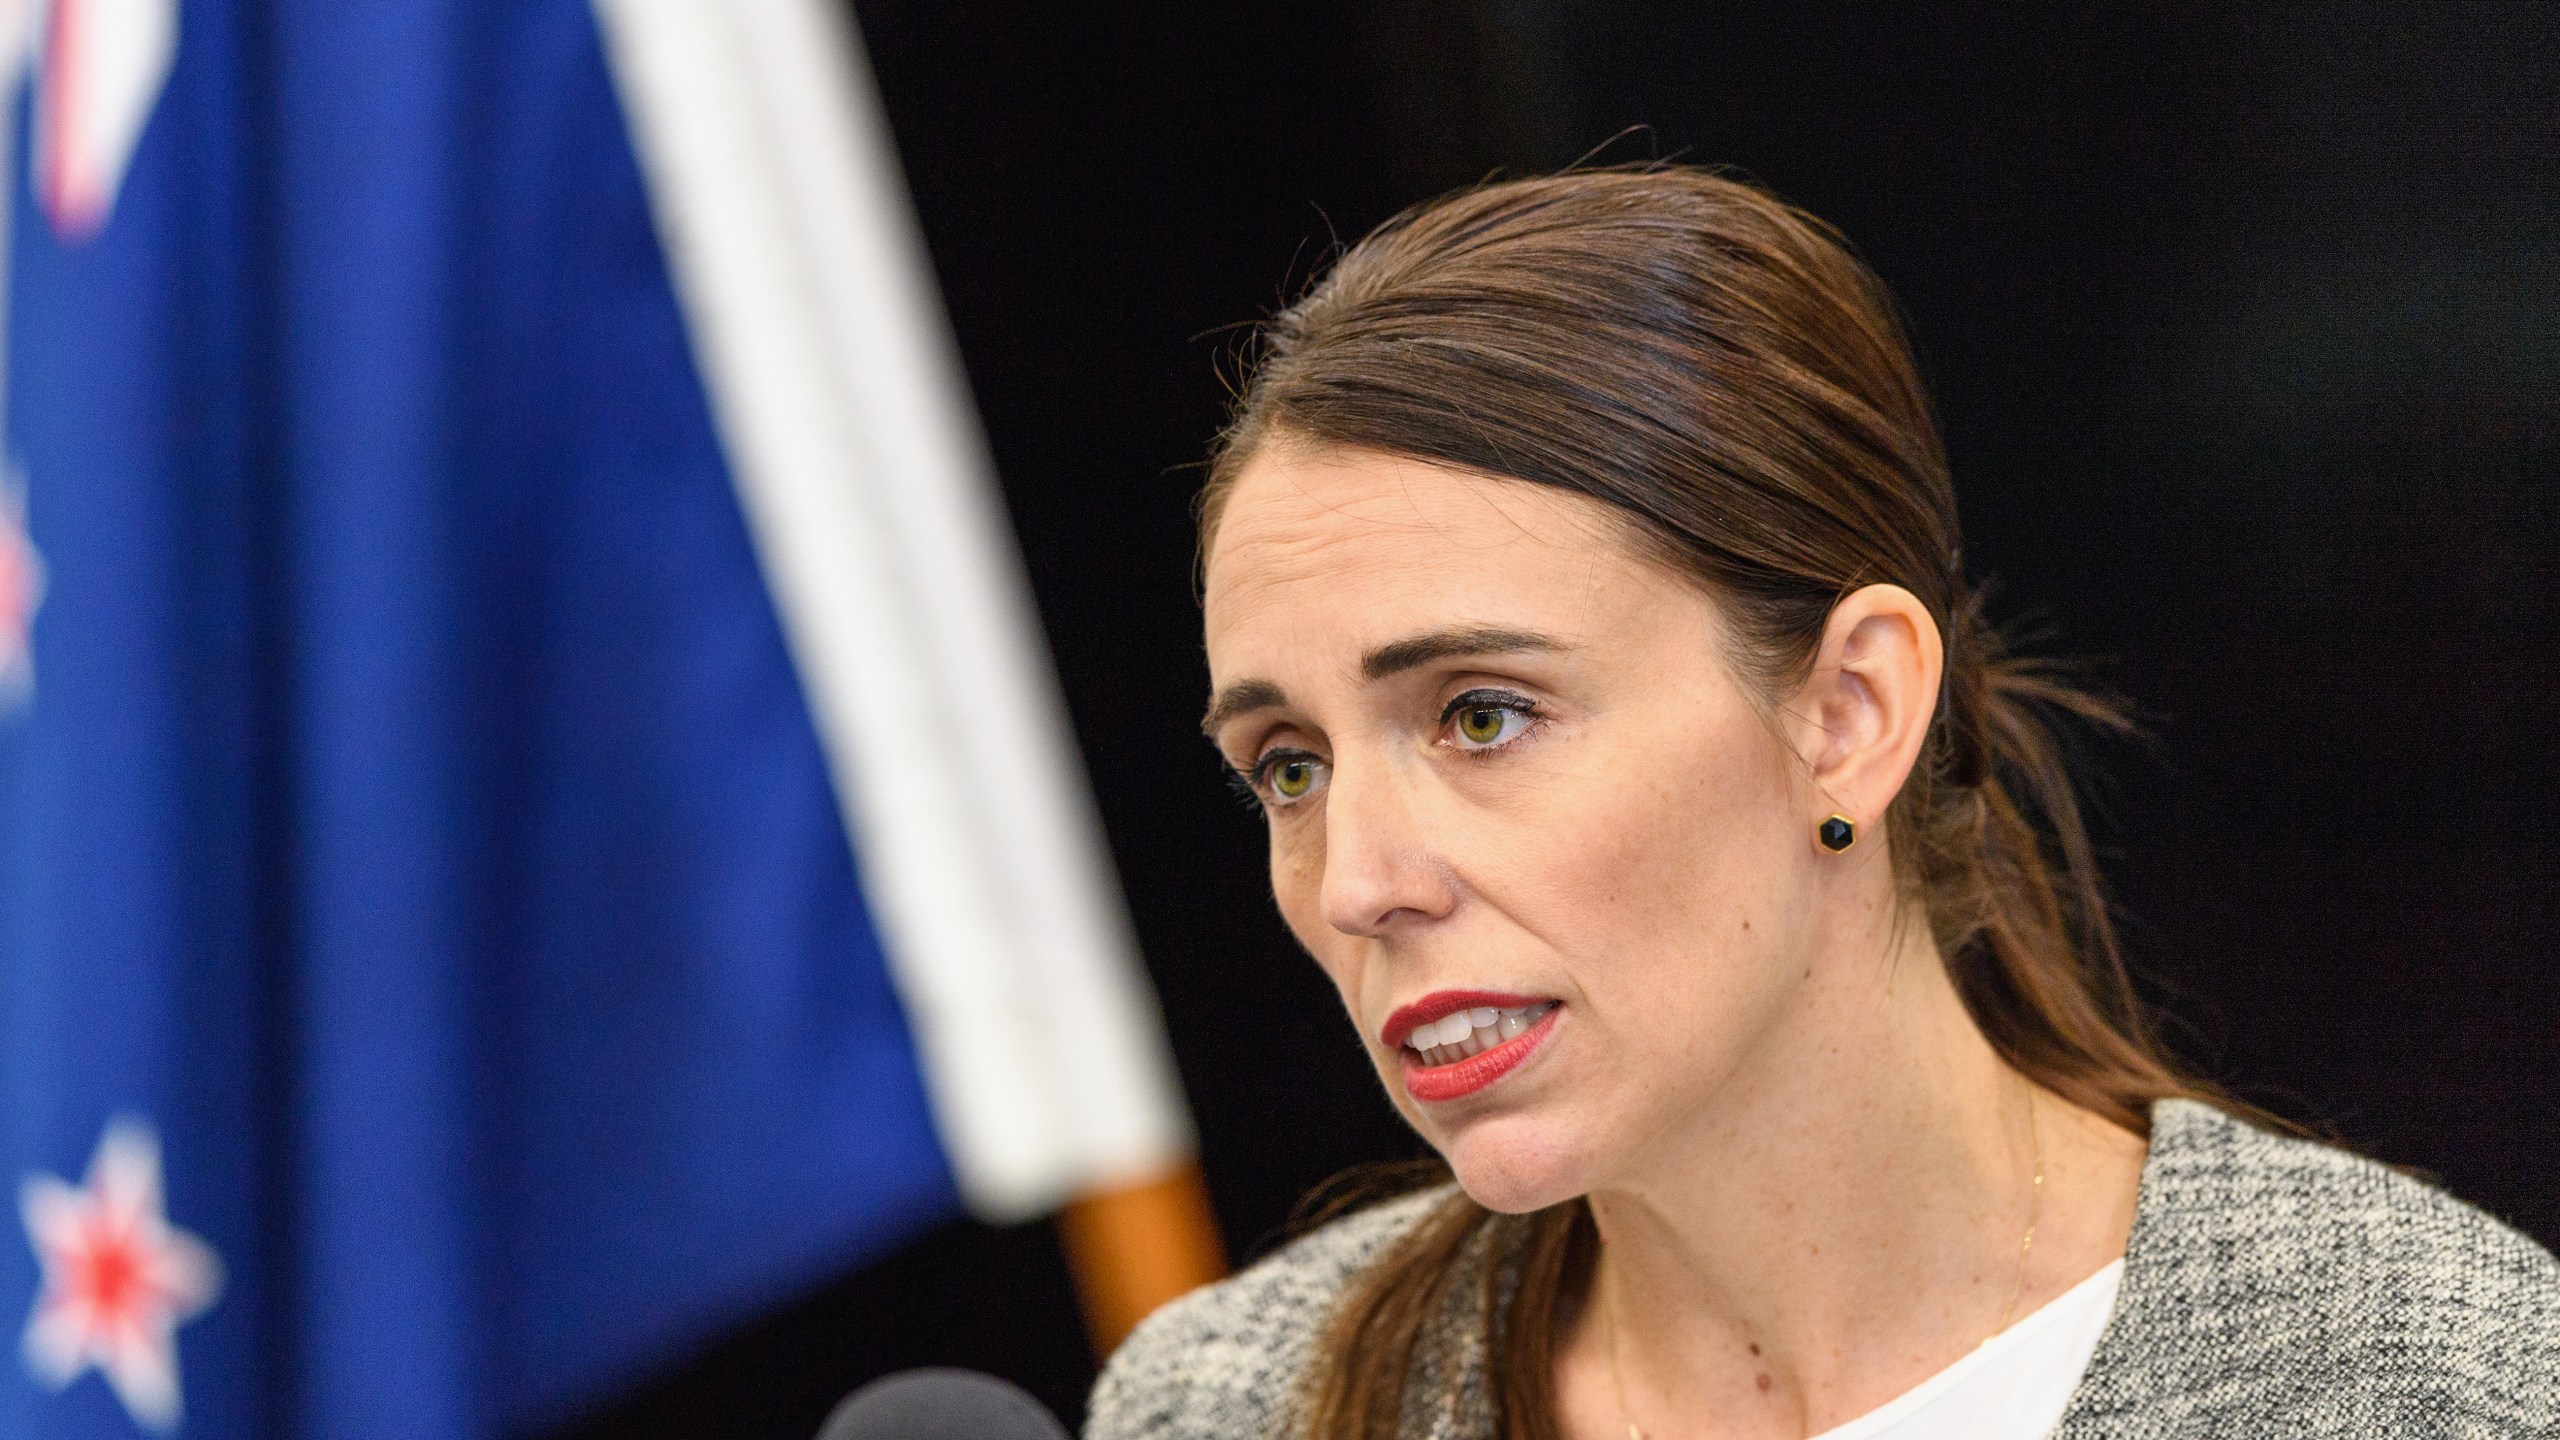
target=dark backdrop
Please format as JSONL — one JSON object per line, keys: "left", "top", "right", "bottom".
{"left": 560, "top": 4, "right": 2557, "bottom": 1436}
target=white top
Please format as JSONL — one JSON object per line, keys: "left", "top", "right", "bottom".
{"left": 1808, "top": 1259, "right": 2124, "bottom": 1440}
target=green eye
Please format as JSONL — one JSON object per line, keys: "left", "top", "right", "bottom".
{"left": 1443, "top": 691, "right": 1538, "bottom": 750}
{"left": 1271, "top": 759, "right": 1315, "bottom": 798}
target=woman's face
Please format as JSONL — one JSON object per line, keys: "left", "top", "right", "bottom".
{"left": 1202, "top": 446, "right": 1839, "bottom": 1212}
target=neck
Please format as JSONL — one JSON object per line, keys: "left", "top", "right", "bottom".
{"left": 1576, "top": 910, "right": 2141, "bottom": 1436}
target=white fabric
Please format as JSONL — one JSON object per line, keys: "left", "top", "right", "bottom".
{"left": 1808, "top": 1259, "right": 2124, "bottom": 1440}
{"left": 588, "top": 0, "right": 1193, "bottom": 1220}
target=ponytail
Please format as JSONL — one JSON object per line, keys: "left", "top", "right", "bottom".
{"left": 1912, "top": 608, "right": 2188, "bottom": 1135}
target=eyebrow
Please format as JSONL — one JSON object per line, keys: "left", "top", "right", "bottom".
{"left": 1200, "top": 679, "right": 1288, "bottom": 736}
{"left": 1359, "top": 625, "right": 1562, "bottom": 681}
{"left": 1200, "top": 625, "right": 1566, "bottom": 736}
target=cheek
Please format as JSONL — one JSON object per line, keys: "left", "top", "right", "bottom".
{"left": 1520, "top": 724, "right": 1796, "bottom": 939}
{"left": 1467, "top": 713, "right": 1810, "bottom": 1085}
{"left": 1267, "top": 822, "right": 1322, "bottom": 927}
{"left": 1268, "top": 824, "right": 1356, "bottom": 983}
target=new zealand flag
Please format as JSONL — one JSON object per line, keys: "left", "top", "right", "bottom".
{"left": 0, "top": 2, "right": 1190, "bottom": 1437}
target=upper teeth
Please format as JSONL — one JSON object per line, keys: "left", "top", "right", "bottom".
{"left": 1406, "top": 1003, "right": 1554, "bottom": 1066}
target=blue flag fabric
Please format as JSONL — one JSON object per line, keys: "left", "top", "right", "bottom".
{"left": 0, "top": 2, "right": 972, "bottom": 1436}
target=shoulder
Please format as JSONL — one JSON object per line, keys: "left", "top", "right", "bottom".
{"left": 2067, "top": 1100, "right": 2560, "bottom": 1436}
{"left": 1084, "top": 1187, "right": 1452, "bottom": 1440}
{"left": 2144, "top": 1098, "right": 2559, "bottom": 1329}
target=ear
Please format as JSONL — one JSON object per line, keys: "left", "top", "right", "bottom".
{"left": 1786, "top": 584, "right": 1943, "bottom": 842}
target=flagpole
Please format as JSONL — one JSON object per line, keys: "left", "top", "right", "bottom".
{"left": 596, "top": 0, "right": 1230, "bottom": 1357}
{"left": 1056, "top": 1162, "right": 1228, "bottom": 1357}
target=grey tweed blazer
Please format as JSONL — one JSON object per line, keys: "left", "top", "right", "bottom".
{"left": 1088, "top": 1101, "right": 2560, "bottom": 1438}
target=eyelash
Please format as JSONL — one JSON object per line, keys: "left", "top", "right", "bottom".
{"left": 1240, "top": 747, "right": 1321, "bottom": 798}
{"left": 1226, "top": 690, "right": 1546, "bottom": 808}
{"left": 1439, "top": 689, "right": 1545, "bottom": 752}
{"left": 1222, "top": 763, "right": 1271, "bottom": 812}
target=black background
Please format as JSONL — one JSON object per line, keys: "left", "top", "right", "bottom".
{"left": 559, "top": 4, "right": 2557, "bottom": 1436}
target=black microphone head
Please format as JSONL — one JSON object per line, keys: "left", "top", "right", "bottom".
{"left": 815, "top": 1368, "right": 1070, "bottom": 1440}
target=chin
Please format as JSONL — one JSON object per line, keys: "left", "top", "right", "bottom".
{"left": 1431, "top": 1111, "right": 1594, "bottom": 1215}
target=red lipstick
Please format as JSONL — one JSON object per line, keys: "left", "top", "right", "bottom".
{"left": 1381, "top": 990, "right": 1549, "bottom": 1049}
{"left": 1383, "top": 992, "right": 1561, "bottom": 1105}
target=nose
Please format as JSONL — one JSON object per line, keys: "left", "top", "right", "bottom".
{"left": 1317, "top": 757, "right": 1456, "bottom": 938}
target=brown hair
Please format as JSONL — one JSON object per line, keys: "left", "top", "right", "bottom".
{"left": 1200, "top": 167, "right": 2220, "bottom": 1440}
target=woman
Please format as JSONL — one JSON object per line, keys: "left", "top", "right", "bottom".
{"left": 1087, "top": 169, "right": 2558, "bottom": 1440}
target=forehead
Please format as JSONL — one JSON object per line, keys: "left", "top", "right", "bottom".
{"left": 1201, "top": 447, "right": 1656, "bottom": 665}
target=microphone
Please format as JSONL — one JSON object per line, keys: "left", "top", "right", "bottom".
{"left": 815, "top": 1368, "right": 1071, "bottom": 1440}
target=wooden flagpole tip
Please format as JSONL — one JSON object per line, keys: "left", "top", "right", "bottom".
{"left": 1056, "top": 1161, "right": 1229, "bottom": 1358}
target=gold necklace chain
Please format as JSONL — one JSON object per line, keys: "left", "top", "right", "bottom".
{"left": 1604, "top": 1087, "right": 2044, "bottom": 1440}
{"left": 1991, "top": 1088, "right": 2046, "bottom": 1342}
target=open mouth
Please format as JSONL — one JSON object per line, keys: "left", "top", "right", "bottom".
{"left": 1403, "top": 1002, "right": 1558, "bottom": 1067}
{"left": 1382, "top": 994, "right": 1562, "bottom": 1103}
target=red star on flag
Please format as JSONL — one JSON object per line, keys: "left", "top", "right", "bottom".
{"left": 18, "top": 1118, "right": 224, "bottom": 1434}
{"left": 0, "top": 477, "right": 41, "bottom": 706}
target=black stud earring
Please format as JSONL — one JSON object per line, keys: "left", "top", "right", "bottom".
{"left": 1817, "top": 814, "right": 1857, "bottom": 853}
